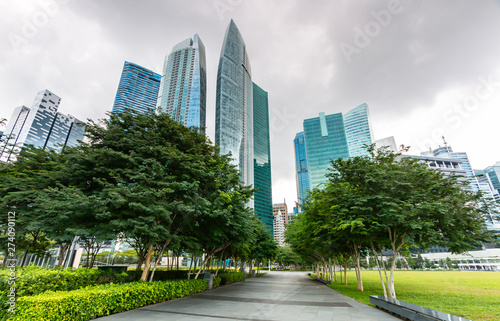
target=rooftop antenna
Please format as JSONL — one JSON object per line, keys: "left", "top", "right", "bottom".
{"left": 442, "top": 136, "right": 452, "bottom": 158}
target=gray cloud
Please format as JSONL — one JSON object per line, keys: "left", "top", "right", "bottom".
{"left": 1, "top": 0, "right": 500, "bottom": 209}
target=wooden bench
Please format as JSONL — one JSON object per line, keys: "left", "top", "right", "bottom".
{"left": 369, "top": 295, "right": 471, "bottom": 321}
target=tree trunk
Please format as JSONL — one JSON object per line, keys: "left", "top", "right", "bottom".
{"left": 339, "top": 261, "right": 343, "bottom": 284}
{"left": 140, "top": 245, "right": 153, "bottom": 281}
{"left": 343, "top": 257, "right": 348, "bottom": 285}
{"left": 137, "top": 256, "right": 144, "bottom": 271}
{"left": 333, "top": 257, "right": 337, "bottom": 282}
{"left": 248, "top": 259, "right": 254, "bottom": 277}
{"left": 58, "top": 243, "right": 69, "bottom": 267}
{"left": 20, "top": 250, "right": 29, "bottom": 267}
{"left": 370, "top": 242, "right": 387, "bottom": 297}
{"left": 195, "top": 253, "right": 212, "bottom": 279}
{"left": 188, "top": 254, "right": 194, "bottom": 279}
{"left": 149, "top": 240, "right": 171, "bottom": 282}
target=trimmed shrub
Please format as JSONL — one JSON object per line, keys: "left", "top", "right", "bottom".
{"left": 0, "top": 266, "right": 135, "bottom": 320}
{"left": 218, "top": 272, "right": 245, "bottom": 285}
{"left": 8, "top": 279, "right": 207, "bottom": 321}
{"left": 0, "top": 267, "right": 133, "bottom": 298}
{"left": 128, "top": 269, "right": 193, "bottom": 281}
{"left": 213, "top": 276, "right": 222, "bottom": 288}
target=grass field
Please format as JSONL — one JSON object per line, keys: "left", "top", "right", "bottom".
{"left": 325, "top": 271, "right": 500, "bottom": 321}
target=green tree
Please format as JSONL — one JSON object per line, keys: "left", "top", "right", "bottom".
{"left": 288, "top": 145, "right": 491, "bottom": 299}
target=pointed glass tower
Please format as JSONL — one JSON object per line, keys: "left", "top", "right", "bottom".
{"left": 157, "top": 34, "right": 207, "bottom": 130}
{"left": 215, "top": 20, "right": 254, "bottom": 191}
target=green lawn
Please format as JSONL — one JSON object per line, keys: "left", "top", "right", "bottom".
{"left": 325, "top": 271, "right": 500, "bottom": 321}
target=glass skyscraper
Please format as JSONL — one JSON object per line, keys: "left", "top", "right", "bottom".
{"left": 296, "top": 104, "right": 374, "bottom": 192}
{"left": 157, "top": 34, "right": 207, "bottom": 130}
{"left": 0, "top": 89, "right": 85, "bottom": 162}
{"left": 253, "top": 82, "right": 273, "bottom": 231}
{"left": 294, "top": 132, "right": 310, "bottom": 205}
{"left": 112, "top": 61, "right": 161, "bottom": 115}
{"left": 343, "top": 103, "right": 374, "bottom": 157}
{"left": 476, "top": 162, "right": 500, "bottom": 196}
{"left": 215, "top": 20, "right": 254, "bottom": 191}
{"left": 304, "top": 112, "right": 350, "bottom": 189}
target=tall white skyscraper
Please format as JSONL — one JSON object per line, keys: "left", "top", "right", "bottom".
{"left": 0, "top": 89, "right": 85, "bottom": 162}
{"left": 157, "top": 34, "right": 207, "bottom": 130}
{"left": 215, "top": 20, "right": 253, "bottom": 189}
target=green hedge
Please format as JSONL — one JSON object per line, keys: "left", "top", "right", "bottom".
{"left": 128, "top": 269, "right": 204, "bottom": 281}
{"left": 218, "top": 272, "right": 245, "bottom": 285}
{"left": 0, "top": 267, "right": 133, "bottom": 298}
{"left": 8, "top": 279, "right": 207, "bottom": 321}
{"left": 213, "top": 276, "right": 221, "bottom": 288}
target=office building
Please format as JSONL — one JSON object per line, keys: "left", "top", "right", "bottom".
{"left": 420, "top": 145, "right": 500, "bottom": 231}
{"left": 303, "top": 112, "right": 350, "bottom": 188}
{"left": 112, "top": 61, "right": 161, "bottom": 115}
{"left": 0, "top": 89, "right": 85, "bottom": 162}
{"left": 215, "top": 19, "right": 254, "bottom": 196}
{"left": 273, "top": 210, "right": 286, "bottom": 247}
{"left": 294, "top": 132, "right": 310, "bottom": 206}
{"left": 295, "top": 104, "right": 374, "bottom": 197}
{"left": 476, "top": 162, "right": 500, "bottom": 196}
{"left": 253, "top": 83, "right": 273, "bottom": 231}
{"left": 375, "top": 136, "right": 398, "bottom": 153}
{"left": 343, "top": 103, "right": 374, "bottom": 157}
{"left": 273, "top": 202, "right": 288, "bottom": 225}
{"left": 157, "top": 34, "right": 207, "bottom": 130}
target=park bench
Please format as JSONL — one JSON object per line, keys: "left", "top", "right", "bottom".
{"left": 369, "top": 295, "right": 471, "bottom": 321}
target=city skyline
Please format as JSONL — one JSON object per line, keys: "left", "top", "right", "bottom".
{"left": 1, "top": 1, "right": 500, "bottom": 207}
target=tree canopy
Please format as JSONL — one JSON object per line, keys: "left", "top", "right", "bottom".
{"left": 287, "top": 145, "right": 493, "bottom": 298}
{"left": 1, "top": 111, "right": 265, "bottom": 279}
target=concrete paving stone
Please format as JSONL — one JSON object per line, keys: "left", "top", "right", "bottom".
{"left": 93, "top": 271, "right": 401, "bottom": 321}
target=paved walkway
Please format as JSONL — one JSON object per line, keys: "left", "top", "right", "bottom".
{"left": 94, "top": 271, "right": 400, "bottom": 321}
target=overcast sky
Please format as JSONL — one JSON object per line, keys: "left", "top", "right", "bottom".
{"left": 1, "top": 0, "right": 500, "bottom": 210}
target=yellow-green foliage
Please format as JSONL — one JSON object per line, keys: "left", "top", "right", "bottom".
{"left": 218, "top": 272, "right": 245, "bottom": 285}
{"left": 9, "top": 279, "right": 207, "bottom": 321}
{"left": 327, "top": 271, "right": 500, "bottom": 321}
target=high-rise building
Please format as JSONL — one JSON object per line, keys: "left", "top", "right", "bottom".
{"left": 253, "top": 82, "right": 273, "bottom": 231}
{"left": 374, "top": 136, "right": 398, "bottom": 153}
{"left": 303, "top": 112, "right": 350, "bottom": 189}
{"left": 112, "top": 61, "right": 161, "bottom": 115}
{"left": 421, "top": 145, "right": 500, "bottom": 231}
{"left": 273, "top": 202, "right": 288, "bottom": 225}
{"left": 295, "top": 104, "right": 374, "bottom": 195}
{"left": 343, "top": 103, "right": 374, "bottom": 157}
{"left": 157, "top": 34, "right": 207, "bottom": 130}
{"left": 476, "top": 162, "right": 500, "bottom": 196}
{"left": 215, "top": 20, "right": 253, "bottom": 191}
{"left": 273, "top": 210, "right": 286, "bottom": 247}
{"left": 294, "top": 132, "right": 310, "bottom": 205}
{"left": 0, "top": 90, "right": 85, "bottom": 162}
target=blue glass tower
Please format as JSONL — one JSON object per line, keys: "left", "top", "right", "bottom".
{"left": 297, "top": 104, "right": 374, "bottom": 191}
{"left": 253, "top": 82, "right": 273, "bottom": 231}
{"left": 112, "top": 61, "right": 161, "bottom": 115}
{"left": 294, "top": 132, "right": 310, "bottom": 206}
{"left": 157, "top": 34, "right": 207, "bottom": 130}
{"left": 215, "top": 20, "right": 254, "bottom": 191}
{"left": 304, "top": 112, "right": 350, "bottom": 189}
{"left": 343, "top": 103, "right": 374, "bottom": 157}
